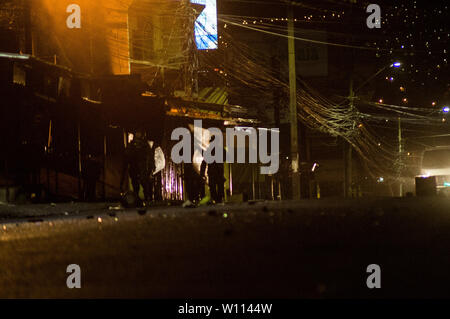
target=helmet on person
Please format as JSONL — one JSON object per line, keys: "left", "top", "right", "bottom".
{"left": 134, "top": 128, "right": 146, "bottom": 139}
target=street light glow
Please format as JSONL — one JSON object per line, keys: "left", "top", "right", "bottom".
{"left": 443, "top": 106, "right": 450, "bottom": 113}
{"left": 391, "top": 62, "right": 401, "bottom": 68}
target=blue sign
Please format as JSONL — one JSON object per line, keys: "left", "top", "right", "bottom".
{"left": 191, "top": 0, "right": 218, "bottom": 50}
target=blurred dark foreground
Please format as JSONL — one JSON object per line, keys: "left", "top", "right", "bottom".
{"left": 0, "top": 197, "right": 449, "bottom": 298}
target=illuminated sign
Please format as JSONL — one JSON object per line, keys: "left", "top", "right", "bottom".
{"left": 191, "top": 0, "right": 218, "bottom": 50}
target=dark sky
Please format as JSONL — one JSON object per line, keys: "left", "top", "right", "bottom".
{"left": 216, "top": 0, "right": 449, "bottom": 108}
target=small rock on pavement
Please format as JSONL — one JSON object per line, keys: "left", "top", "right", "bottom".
{"left": 138, "top": 209, "right": 147, "bottom": 216}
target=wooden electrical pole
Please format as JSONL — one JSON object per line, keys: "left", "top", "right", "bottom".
{"left": 183, "top": 0, "right": 198, "bottom": 99}
{"left": 23, "top": 0, "right": 32, "bottom": 54}
{"left": 398, "top": 117, "right": 403, "bottom": 197}
{"left": 287, "top": 5, "right": 300, "bottom": 200}
{"left": 344, "top": 0, "right": 356, "bottom": 198}
{"left": 345, "top": 78, "right": 354, "bottom": 198}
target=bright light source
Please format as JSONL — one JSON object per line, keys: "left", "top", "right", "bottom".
{"left": 443, "top": 106, "right": 450, "bottom": 113}
{"left": 192, "top": 0, "right": 218, "bottom": 50}
{"left": 0, "top": 52, "right": 30, "bottom": 59}
{"left": 392, "top": 62, "right": 401, "bottom": 68}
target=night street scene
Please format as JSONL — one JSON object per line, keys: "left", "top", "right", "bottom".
{"left": 0, "top": 0, "right": 449, "bottom": 307}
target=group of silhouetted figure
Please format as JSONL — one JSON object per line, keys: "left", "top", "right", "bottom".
{"left": 121, "top": 129, "right": 224, "bottom": 208}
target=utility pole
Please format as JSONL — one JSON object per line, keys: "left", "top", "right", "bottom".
{"left": 398, "top": 117, "right": 403, "bottom": 197}
{"left": 183, "top": 0, "right": 199, "bottom": 99}
{"left": 22, "top": 0, "right": 32, "bottom": 54}
{"left": 86, "top": 4, "right": 94, "bottom": 74}
{"left": 287, "top": 5, "right": 300, "bottom": 200}
{"left": 345, "top": 78, "right": 354, "bottom": 198}
{"left": 344, "top": 0, "right": 356, "bottom": 198}
{"left": 271, "top": 56, "right": 281, "bottom": 200}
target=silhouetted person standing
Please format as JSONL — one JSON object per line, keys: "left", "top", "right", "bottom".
{"left": 124, "top": 129, "right": 155, "bottom": 204}
{"left": 201, "top": 137, "right": 225, "bottom": 204}
{"left": 183, "top": 138, "right": 205, "bottom": 206}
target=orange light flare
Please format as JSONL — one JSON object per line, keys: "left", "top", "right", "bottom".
{"left": 34, "top": 0, "right": 133, "bottom": 74}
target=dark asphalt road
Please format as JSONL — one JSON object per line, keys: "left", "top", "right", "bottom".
{"left": 1, "top": 198, "right": 449, "bottom": 298}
